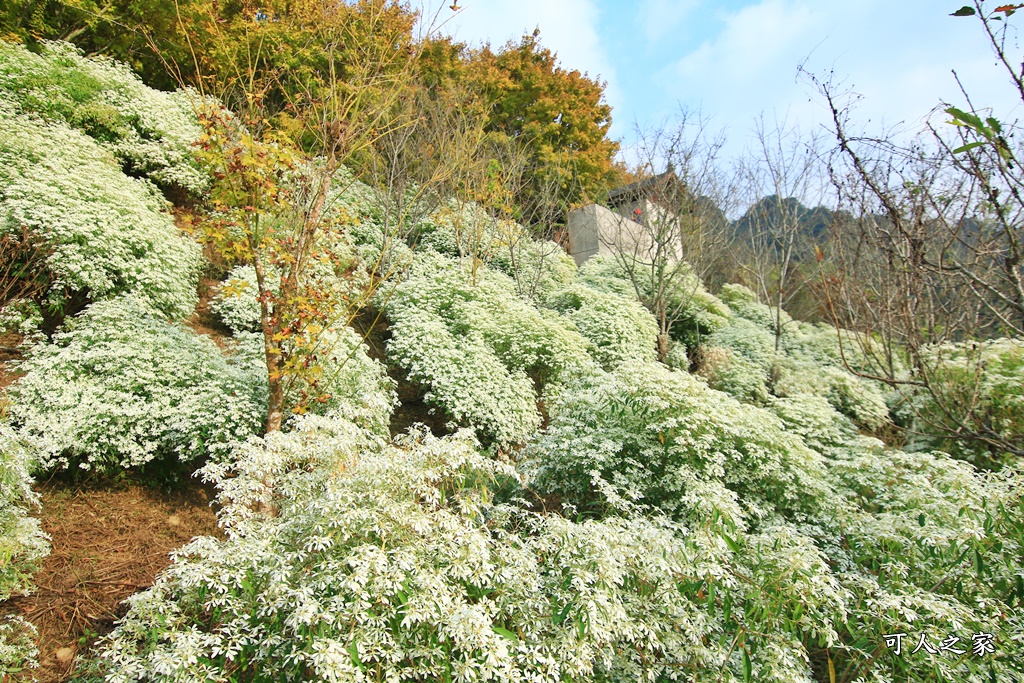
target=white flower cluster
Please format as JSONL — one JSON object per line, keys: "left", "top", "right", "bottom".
{"left": 525, "top": 358, "right": 1023, "bottom": 682}
{"left": 545, "top": 285, "right": 658, "bottom": 369}
{"left": 0, "top": 615, "right": 40, "bottom": 676}
{"left": 0, "top": 97, "right": 202, "bottom": 318}
{"left": 0, "top": 424, "right": 48, "bottom": 675}
{"left": 0, "top": 424, "right": 49, "bottom": 601}
{"left": 208, "top": 265, "right": 271, "bottom": 335}
{"left": 209, "top": 264, "right": 395, "bottom": 435}
{"left": 701, "top": 284, "right": 891, "bottom": 430}
{"left": 0, "top": 41, "right": 207, "bottom": 196}
{"left": 578, "top": 254, "right": 733, "bottom": 344}
{"left": 907, "top": 338, "right": 1024, "bottom": 464}
{"left": 9, "top": 297, "right": 266, "bottom": 471}
{"left": 95, "top": 418, "right": 765, "bottom": 682}
{"left": 384, "top": 254, "right": 593, "bottom": 446}
{"left": 527, "top": 361, "right": 829, "bottom": 524}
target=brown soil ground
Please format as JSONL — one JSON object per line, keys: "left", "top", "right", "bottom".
{"left": 1, "top": 479, "right": 221, "bottom": 683}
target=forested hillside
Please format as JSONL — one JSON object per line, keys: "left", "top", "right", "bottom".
{"left": 1, "top": 2, "right": 1022, "bottom": 682}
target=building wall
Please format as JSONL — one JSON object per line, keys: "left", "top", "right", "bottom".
{"left": 566, "top": 204, "right": 653, "bottom": 267}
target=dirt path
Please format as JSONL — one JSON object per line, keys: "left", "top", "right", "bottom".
{"left": 2, "top": 479, "right": 221, "bottom": 682}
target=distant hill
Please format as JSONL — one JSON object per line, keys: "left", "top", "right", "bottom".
{"left": 733, "top": 195, "right": 835, "bottom": 254}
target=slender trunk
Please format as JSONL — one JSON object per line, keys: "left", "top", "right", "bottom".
{"left": 262, "top": 169, "right": 334, "bottom": 433}
{"left": 657, "top": 307, "right": 670, "bottom": 361}
{"left": 252, "top": 254, "right": 285, "bottom": 433}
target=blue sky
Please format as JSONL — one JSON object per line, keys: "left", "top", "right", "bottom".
{"left": 423, "top": 0, "right": 1023, "bottom": 162}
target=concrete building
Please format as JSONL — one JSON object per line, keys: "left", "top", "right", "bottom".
{"left": 566, "top": 171, "right": 679, "bottom": 267}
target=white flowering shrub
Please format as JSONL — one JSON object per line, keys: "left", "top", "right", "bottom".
{"left": 0, "top": 615, "right": 39, "bottom": 677}
{"left": 545, "top": 285, "right": 658, "bottom": 369}
{"left": 718, "top": 282, "right": 790, "bottom": 332}
{"left": 9, "top": 297, "right": 266, "bottom": 471}
{"left": 384, "top": 255, "right": 592, "bottom": 445}
{"left": 304, "top": 324, "right": 397, "bottom": 438}
{"left": 0, "top": 298, "right": 42, "bottom": 335}
{"left": 772, "top": 359, "right": 892, "bottom": 430}
{"left": 767, "top": 393, "right": 857, "bottom": 453}
{"left": 906, "top": 339, "right": 1024, "bottom": 465}
{"left": 578, "top": 254, "right": 732, "bottom": 346}
{"left": 94, "top": 418, "right": 831, "bottom": 683}
{"left": 527, "top": 358, "right": 1024, "bottom": 682}
{"left": 0, "top": 41, "right": 206, "bottom": 196}
{"left": 700, "top": 285, "right": 893, "bottom": 430}
{"left": 0, "top": 424, "right": 48, "bottom": 601}
{"left": 822, "top": 439, "right": 1024, "bottom": 682}
{"left": 0, "top": 424, "right": 48, "bottom": 677}
{"left": 501, "top": 238, "right": 578, "bottom": 300}
{"left": 527, "top": 361, "right": 829, "bottom": 524}
{"left": 208, "top": 265, "right": 271, "bottom": 334}
{"left": 0, "top": 98, "right": 202, "bottom": 319}
{"left": 416, "top": 200, "right": 503, "bottom": 261}
{"left": 699, "top": 317, "right": 776, "bottom": 403}
{"left": 209, "top": 264, "right": 394, "bottom": 436}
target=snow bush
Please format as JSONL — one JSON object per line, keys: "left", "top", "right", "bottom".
{"left": 0, "top": 41, "right": 206, "bottom": 196}
{"left": 209, "top": 265, "right": 273, "bottom": 334}
{"left": 527, "top": 359, "right": 1024, "bottom": 682}
{"left": 772, "top": 358, "right": 892, "bottom": 430}
{"left": 0, "top": 98, "right": 202, "bottom": 319}
{"left": 9, "top": 297, "right": 266, "bottom": 471}
{"left": 209, "top": 262, "right": 394, "bottom": 437}
{"left": 95, "top": 419, "right": 822, "bottom": 683}
{"left": 907, "top": 338, "right": 1024, "bottom": 465}
{"left": 0, "top": 424, "right": 48, "bottom": 601}
{"left": 0, "top": 615, "right": 39, "bottom": 677}
{"left": 545, "top": 285, "right": 658, "bottom": 369}
{"left": 577, "top": 254, "right": 732, "bottom": 346}
{"left": 527, "top": 361, "right": 829, "bottom": 525}
{"left": 701, "top": 289, "right": 893, "bottom": 429}
{"left": 822, "top": 439, "right": 1024, "bottom": 682}
{"left": 0, "top": 424, "right": 48, "bottom": 676}
{"left": 384, "top": 256, "right": 591, "bottom": 445}
{"left": 699, "top": 317, "right": 776, "bottom": 403}
{"left": 718, "top": 282, "right": 789, "bottom": 332}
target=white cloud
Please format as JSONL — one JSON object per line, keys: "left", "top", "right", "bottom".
{"left": 637, "top": 0, "right": 698, "bottom": 45}
{"left": 644, "top": 0, "right": 1022, "bottom": 160}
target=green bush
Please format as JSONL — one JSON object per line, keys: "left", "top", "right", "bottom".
{"left": 0, "top": 97, "right": 202, "bottom": 319}
{"left": 9, "top": 297, "right": 266, "bottom": 471}
{"left": 0, "top": 41, "right": 206, "bottom": 196}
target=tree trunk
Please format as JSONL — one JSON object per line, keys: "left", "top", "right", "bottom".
{"left": 657, "top": 307, "right": 670, "bottom": 361}
{"left": 265, "top": 360, "right": 285, "bottom": 433}
{"left": 252, "top": 253, "right": 285, "bottom": 433}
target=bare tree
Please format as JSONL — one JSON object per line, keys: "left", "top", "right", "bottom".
{"left": 602, "top": 110, "right": 736, "bottom": 360}
{"left": 802, "top": 7, "right": 1024, "bottom": 459}
{"left": 736, "top": 115, "right": 828, "bottom": 350}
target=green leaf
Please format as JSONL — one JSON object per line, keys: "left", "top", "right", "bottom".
{"left": 722, "top": 533, "right": 741, "bottom": 553}
{"left": 951, "top": 6, "right": 976, "bottom": 16}
{"left": 742, "top": 648, "right": 753, "bottom": 683}
{"left": 348, "top": 640, "right": 363, "bottom": 671}
{"left": 553, "top": 600, "right": 574, "bottom": 625}
{"left": 493, "top": 626, "right": 519, "bottom": 642}
{"left": 952, "top": 141, "right": 987, "bottom": 154}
